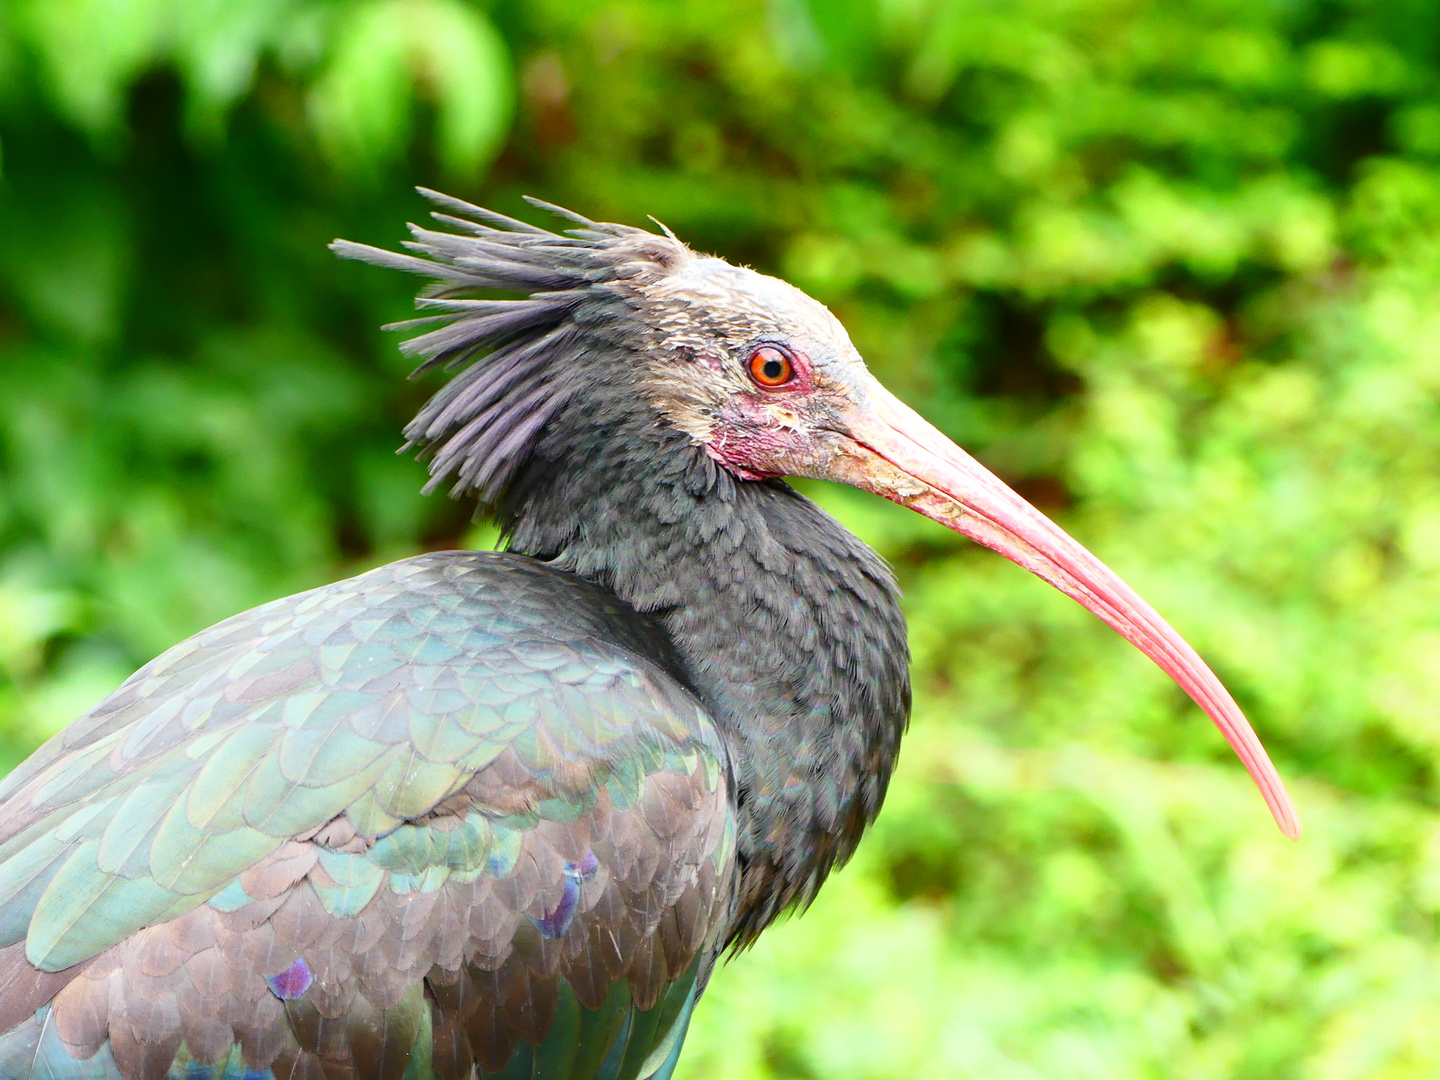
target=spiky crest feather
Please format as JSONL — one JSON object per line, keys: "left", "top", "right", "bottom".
{"left": 331, "top": 190, "right": 690, "bottom": 507}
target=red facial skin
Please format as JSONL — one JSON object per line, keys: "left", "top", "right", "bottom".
{"left": 705, "top": 421, "right": 789, "bottom": 481}
{"left": 705, "top": 344, "right": 819, "bottom": 482}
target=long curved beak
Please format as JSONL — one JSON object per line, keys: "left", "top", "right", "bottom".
{"left": 828, "top": 378, "right": 1299, "bottom": 839}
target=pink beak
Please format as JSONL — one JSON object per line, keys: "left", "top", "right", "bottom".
{"left": 828, "top": 378, "right": 1300, "bottom": 839}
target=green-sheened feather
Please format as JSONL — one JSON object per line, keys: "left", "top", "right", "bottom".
{"left": 0, "top": 551, "right": 737, "bottom": 1079}
{"left": 28, "top": 841, "right": 185, "bottom": 969}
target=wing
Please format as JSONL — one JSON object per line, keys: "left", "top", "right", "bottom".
{"left": 0, "top": 551, "right": 736, "bottom": 1080}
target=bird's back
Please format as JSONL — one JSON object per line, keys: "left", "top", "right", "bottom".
{"left": 0, "top": 551, "right": 736, "bottom": 1080}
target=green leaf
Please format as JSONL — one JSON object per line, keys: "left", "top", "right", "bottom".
{"left": 13, "top": 0, "right": 166, "bottom": 141}
{"left": 306, "top": 0, "right": 512, "bottom": 179}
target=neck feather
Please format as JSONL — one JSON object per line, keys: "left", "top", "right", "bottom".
{"left": 499, "top": 388, "right": 911, "bottom": 944}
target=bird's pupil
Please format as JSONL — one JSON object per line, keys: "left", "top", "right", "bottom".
{"left": 763, "top": 359, "right": 784, "bottom": 379}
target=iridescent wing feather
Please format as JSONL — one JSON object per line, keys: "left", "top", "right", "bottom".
{"left": 0, "top": 552, "right": 735, "bottom": 1080}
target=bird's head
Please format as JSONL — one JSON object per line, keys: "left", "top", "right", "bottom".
{"left": 335, "top": 191, "right": 1299, "bottom": 840}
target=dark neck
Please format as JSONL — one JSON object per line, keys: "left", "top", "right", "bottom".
{"left": 500, "top": 393, "right": 910, "bottom": 944}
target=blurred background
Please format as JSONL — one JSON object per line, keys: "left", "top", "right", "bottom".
{"left": 0, "top": 0, "right": 1438, "bottom": 1076}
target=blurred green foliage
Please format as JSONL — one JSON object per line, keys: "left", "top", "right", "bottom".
{"left": 1, "top": 0, "right": 1439, "bottom": 1076}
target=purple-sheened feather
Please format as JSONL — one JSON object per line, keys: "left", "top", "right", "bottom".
{"left": 571, "top": 851, "right": 600, "bottom": 876}
{"left": 534, "top": 852, "right": 603, "bottom": 940}
{"left": 534, "top": 877, "right": 581, "bottom": 939}
{"left": 265, "top": 957, "right": 313, "bottom": 1001}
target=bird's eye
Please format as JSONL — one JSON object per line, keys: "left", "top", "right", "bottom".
{"left": 749, "top": 346, "right": 794, "bottom": 388}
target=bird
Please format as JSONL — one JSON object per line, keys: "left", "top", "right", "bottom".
{"left": 0, "top": 190, "right": 1299, "bottom": 1080}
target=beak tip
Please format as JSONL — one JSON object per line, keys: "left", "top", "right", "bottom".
{"left": 1279, "top": 806, "right": 1302, "bottom": 841}
{"left": 1262, "top": 780, "right": 1301, "bottom": 839}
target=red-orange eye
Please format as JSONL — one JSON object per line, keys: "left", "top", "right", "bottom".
{"left": 749, "top": 346, "right": 794, "bottom": 387}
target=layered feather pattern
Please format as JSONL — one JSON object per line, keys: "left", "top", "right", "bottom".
{"left": 0, "top": 552, "right": 735, "bottom": 1079}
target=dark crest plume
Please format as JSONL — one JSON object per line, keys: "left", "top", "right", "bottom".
{"left": 331, "top": 190, "right": 685, "bottom": 505}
